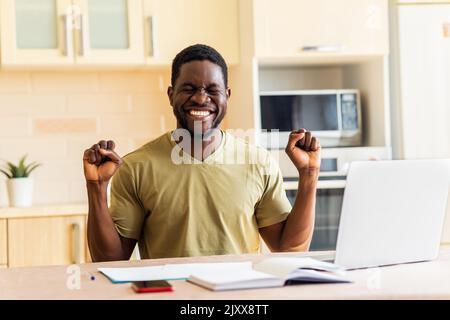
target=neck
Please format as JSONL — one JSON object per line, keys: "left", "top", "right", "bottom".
{"left": 174, "top": 125, "right": 223, "bottom": 161}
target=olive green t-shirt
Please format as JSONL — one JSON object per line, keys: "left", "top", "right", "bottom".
{"left": 109, "top": 131, "right": 292, "bottom": 259}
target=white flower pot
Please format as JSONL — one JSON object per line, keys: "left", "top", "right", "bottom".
{"left": 6, "top": 177, "right": 34, "bottom": 208}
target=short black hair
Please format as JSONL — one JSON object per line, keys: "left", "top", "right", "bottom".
{"left": 171, "top": 44, "right": 228, "bottom": 88}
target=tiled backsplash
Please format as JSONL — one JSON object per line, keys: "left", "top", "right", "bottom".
{"left": 0, "top": 70, "right": 178, "bottom": 205}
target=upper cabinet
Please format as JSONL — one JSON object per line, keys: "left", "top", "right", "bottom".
{"left": 0, "top": 0, "right": 144, "bottom": 66}
{"left": 141, "top": 0, "right": 239, "bottom": 65}
{"left": 253, "top": 0, "right": 389, "bottom": 59}
{"left": 72, "top": 0, "right": 144, "bottom": 65}
{"left": 0, "top": 0, "right": 239, "bottom": 68}
{"left": 0, "top": 0, "right": 74, "bottom": 65}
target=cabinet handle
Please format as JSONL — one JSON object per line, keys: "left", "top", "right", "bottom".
{"left": 62, "top": 14, "right": 73, "bottom": 57}
{"left": 78, "top": 14, "right": 85, "bottom": 56}
{"left": 300, "top": 45, "right": 343, "bottom": 52}
{"left": 71, "top": 222, "right": 81, "bottom": 264}
{"left": 147, "top": 16, "right": 156, "bottom": 57}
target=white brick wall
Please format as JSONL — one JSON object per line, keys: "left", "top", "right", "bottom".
{"left": 0, "top": 70, "right": 176, "bottom": 206}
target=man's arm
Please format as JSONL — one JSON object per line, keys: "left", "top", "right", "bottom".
{"left": 86, "top": 181, "right": 136, "bottom": 262}
{"left": 259, "top": 129, "right": 321, "bottom": 252}
{"left": 83, "top": 140, "right": 136, "bottom": 262}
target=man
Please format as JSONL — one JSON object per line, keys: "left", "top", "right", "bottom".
{"left": 84, "top": 44, "right": 321, "bottom": 262}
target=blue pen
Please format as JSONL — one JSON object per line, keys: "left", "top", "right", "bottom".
{"left": 85, "top": 271, "right": 96, "bottom": 281}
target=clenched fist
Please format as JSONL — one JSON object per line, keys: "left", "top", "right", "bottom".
{"left": 83, "top": 140, "right": 123, "bottom": 183}
{"left": 285, "top": 128, "right": 321, "bottom": 175}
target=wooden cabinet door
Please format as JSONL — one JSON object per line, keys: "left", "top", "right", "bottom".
{"left": 397, "top": 4, "right": 450, "bottom": 159}
{"left": 7, "top": 215, "right": 86, "bottom": 268}
{"left": 254, "top": 0, "right": 388, "bottom": 58}
{"left": 142, "top": 0, "right": 240, "bottom": 65}
{"left": 0, "top": 220, "right": 6, "bottom": 266}
{"left": 73, "top": 0, "right": 145, "bottom": 65}
{"left": 0, "top": 0, "right": 75, "bottom": 66}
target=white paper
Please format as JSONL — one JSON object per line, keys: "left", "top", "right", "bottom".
{"left": 253, "top": 257, "right": 344, "bottom": 278}
{"left": 98, "top": 261, "right": 252, "bottom": 283}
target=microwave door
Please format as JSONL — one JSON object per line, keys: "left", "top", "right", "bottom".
{"left": 260, "top": 95, "right": 293, "bottom": 131}
{"left": 291, "top": 94, "right": 339, "bottom": 131}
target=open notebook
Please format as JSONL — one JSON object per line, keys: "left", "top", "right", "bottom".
{"left": 188, "top": 257, "right": 351, "bottom": 291}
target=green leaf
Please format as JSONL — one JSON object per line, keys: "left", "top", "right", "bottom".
{"left": 25, "top": 163, "right": 41, "bottom": 176}
{"left": 15, "top": 167, "right": 26, "bottom": 178}
{"left": 24, "top": 161, "right": 37, "bottom": 172}
{"left": 7, "top": 162, "right": 17, "bottom": 172}
{"left": 2, "top": 155, "right": 41, "bottom": 178}
{"left": 0, "top": 169, "right": 12, "bottom": 179}
{"left": 10, "top": 166, "right": 18, "bottom": 178}
{"left": 18, "top": 155, "right": 27, "bottom": 171}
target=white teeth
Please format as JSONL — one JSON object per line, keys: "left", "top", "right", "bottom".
{"left": 189, "top": 110, "right": 211, "bottom": 117}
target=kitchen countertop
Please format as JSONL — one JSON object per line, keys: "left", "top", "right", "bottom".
{"left": 0, "top": 203, "right": 87, "bottom": 219}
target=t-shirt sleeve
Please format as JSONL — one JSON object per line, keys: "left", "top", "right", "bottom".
{"left": 255, "top": 156, "right": 292, "bottom": 228}
{"left": 109, "top": 161, "right": 146, "bottom": 240}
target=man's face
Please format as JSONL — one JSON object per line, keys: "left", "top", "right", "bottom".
{"left": 168, "top": 60, "right": 230, "bottom": 135}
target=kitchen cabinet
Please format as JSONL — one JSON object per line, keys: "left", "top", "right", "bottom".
{"left": 141, "top": 0, "right": 239, "bottom": 65}
{"left": 73, "top": 0, "right": 144, "bottom": 65}
{"left": 7, "top": 215, "right": 87, "bottom": 268}
{"left": 0, "top": 0, "right": 74, "bottom": 65}
{"left": 253, "top": 0, "right": 389, "bottom": 58}
{"left": 0, "top": 0, "right": 239, "bottom": 68}
{"left": 0, "top": 220, "right": 6, "bottom": 266}
{"left": 0, "top": 205, "right": 138, "bottom": 268}
{"left": 0, "top": 0, "right": 144, "bottom": 66}
{"left": 397, "top": 0, "right": 450, "bottom": 3}
{"left": 0, "top": 204, "right": 89, "bottom": 267}
{"left": 392, "top": 2, "right": 450, "bottom": 159}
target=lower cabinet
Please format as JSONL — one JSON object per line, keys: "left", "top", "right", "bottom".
{"left": 0, "top": 219, "right": 6, "bottom": 266}
{"left": 7, "top": 215, "right": 87, "bottom": 268}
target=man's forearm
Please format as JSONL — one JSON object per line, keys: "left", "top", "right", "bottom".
{"left": 86, "top": 181, "right": 127, "bottom": 262}
{"left": 279, "top": 169, "right": 319, "bottom": 251}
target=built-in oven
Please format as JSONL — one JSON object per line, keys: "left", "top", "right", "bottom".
{"left": 284, "top": 177, "right": 346, "bottom": 251}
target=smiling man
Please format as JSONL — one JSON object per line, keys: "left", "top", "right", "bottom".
{"left": 84, "top": 44, "right": 321, "bottom": 262}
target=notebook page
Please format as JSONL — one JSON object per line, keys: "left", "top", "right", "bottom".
{"left": 253, "top": 257, "right": 344, "bottom": 278}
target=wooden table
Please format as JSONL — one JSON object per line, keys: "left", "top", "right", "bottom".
{"left": 1, "top": 248, "right": 450, "bottom": 300}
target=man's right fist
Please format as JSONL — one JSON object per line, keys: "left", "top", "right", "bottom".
{"left": 83, "top": 140, "right": 123, "bottom": 183}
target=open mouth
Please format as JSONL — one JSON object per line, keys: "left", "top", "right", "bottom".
{"left": 185, "top": 109, "right": 215, "bottom": 121}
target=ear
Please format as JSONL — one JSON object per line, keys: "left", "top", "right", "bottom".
{"left": 167, "top": 86, "right": 174, "bottom": 106}
{"left": 226, "top": 87, "right": 231, "bottom": 99}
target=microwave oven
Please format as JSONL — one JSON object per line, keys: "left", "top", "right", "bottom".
{"left": 257, "top": 89, "right": 362, "bottom": 148}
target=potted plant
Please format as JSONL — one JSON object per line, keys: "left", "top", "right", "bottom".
{"left": 0, "top": 155, "right": 41, "bottom": 207}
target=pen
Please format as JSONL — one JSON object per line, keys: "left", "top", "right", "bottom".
{"left": 85, "top": 271, "right": 96, "bottom": 281}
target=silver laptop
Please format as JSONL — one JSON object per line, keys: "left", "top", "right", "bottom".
{"left": 326, "top": 159, "right": 450, "bottom": 270}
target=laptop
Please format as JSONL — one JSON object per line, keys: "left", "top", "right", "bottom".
{"left": 321, "top": 159, "right": 450, "bottom": 270}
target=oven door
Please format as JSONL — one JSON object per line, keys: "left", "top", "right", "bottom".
{"left": 284, "top": 180, "right": 345, "bottom": 251}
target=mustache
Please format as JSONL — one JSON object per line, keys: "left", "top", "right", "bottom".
{"left": 180, "top": 96, "right": 215, "bottom": 110}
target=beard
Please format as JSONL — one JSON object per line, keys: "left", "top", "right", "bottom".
{"left": 173, "top": 107, "right": 226, "bottom": 138}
